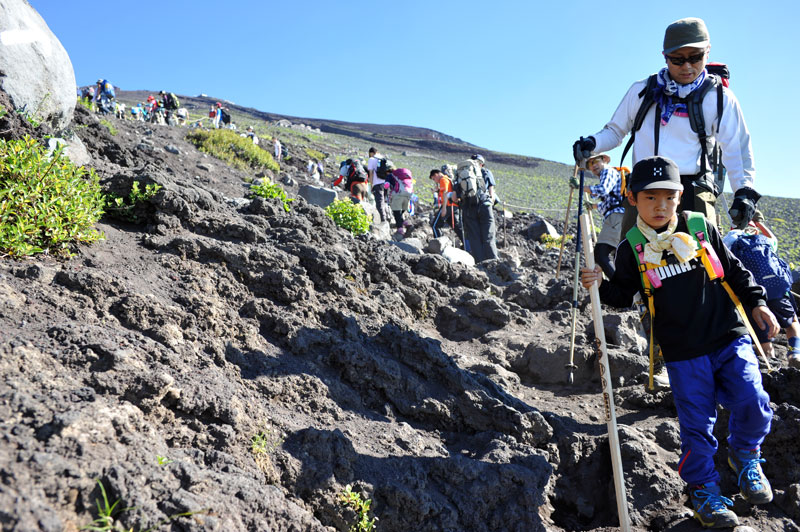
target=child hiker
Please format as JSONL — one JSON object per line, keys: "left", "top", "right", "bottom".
{"left": 581, "top": 155, "right": 778, "bottom": 529}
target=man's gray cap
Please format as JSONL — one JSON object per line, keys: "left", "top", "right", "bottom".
{"left": 663, "top": 17, "right": 710, "bottom": 54}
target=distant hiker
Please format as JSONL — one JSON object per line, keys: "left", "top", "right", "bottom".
{"left": 581, "top": 156, "right": 777, "bottom": 529}
{"left": 389, "top": 167, "right": 414, "bottom": 235}
{"left": 572, "top": 17, "right": 761, "bottom": 236}
{"left": 429, "top": 169, "right": 463, "bottom": 243}
{"left": 210, "top": 104, "right": 220, "bottom": 129}
{"left": 245, "top": 125, "right": 259, "bottom": 145}
{"left": 723, "top": 215, "right": 800, "bottom": 368}
{"left": 333, "top": 158, "right": 369, "bottom": 194}
{"left": 95, "top": 78, "right": 115, "bottom": 115}
{"left": 273, "top": 137, "right": 282, "bottom": 162}
{"left": 317, "top": 160, "right": 324, "bottom": 181}
{"left": 459, "top": 154, "right": 498, "bottom": 262}
{"left": 159, "top": 90, "right": 180, "bottom": 124}
{"left": 366, "top": 147, "right": 390, "bottom": 223}
{"left": 307, "top": 159, "right": 320, "bottom": 181}
{"left": 176, "top": 108, "right": 188, "bottom": 126}
{"left": 571, "top": 153, "right": 624, "bottom": 278}
{"left": 114, "top": 101, "right": 126, "bottom": 120}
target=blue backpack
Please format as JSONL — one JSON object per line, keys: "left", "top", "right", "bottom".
{"left": 728, "top": 232, "right": 793, "bottom": 300}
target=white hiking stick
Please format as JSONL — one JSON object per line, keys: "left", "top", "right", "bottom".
{"left": 580, "top": 212, "right": 632, "bottom": 531}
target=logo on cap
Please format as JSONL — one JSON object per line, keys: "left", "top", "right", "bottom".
{"left": 654, "top": 168, "right": 662, "bottom": 177}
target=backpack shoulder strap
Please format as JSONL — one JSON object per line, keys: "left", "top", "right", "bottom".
{"left": 619, "top": 75, "right": 658, "bottom": 167}
{"left": 686, "top": 75, "right": 721, "bottom": 176}
{"left": 625, "top": 226, "right": 660, "bottom": 292}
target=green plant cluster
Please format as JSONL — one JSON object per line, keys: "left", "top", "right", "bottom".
{"left": 77, "top": 97, "right": 94, "bottom": 111}
{"left": 0, "top": 136, "right": 104, "bottom": 257}
{"left": 185, "top": 129, "right": 279, "bottom": 172}
{"left": 105, "top": 181, "right": 162, "bottom": 223}
{"left": 339, "top": 485, "right": 377, "bottom": 532}
{"left": 540, "top": 234, "right": 572, "bottom": 249}
{"left": 99, "top": 118, "right": 118, "bottom": 136}
{"left": 251, "top": 430, "right": 283, "bottom": 455}
{"left": 325, "top": 199, "right": 371, "bottom": 235}
{"left": 250, "top": 180, "right": 293, "bottom": 212}
{"left": 304, "top": 147, "right": 325, "bottom": 161}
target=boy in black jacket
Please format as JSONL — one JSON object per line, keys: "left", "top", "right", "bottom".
{"left": 581, "top": 156, "right": 778, "bottom": 528}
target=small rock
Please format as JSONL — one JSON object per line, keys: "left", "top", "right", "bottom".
{"left": 196, "top": 163, "right": 212, "bottom": 172}
{"left": 165, "top": 145, "right": 180, "bottom": 155}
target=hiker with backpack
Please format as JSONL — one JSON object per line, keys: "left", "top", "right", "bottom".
{"left": 273, "top": 137, "right": 282, "bottom": 162}
{"left": 570, "top": 153, "right": 624, "bottom": 278}
{"left": 388, "top": 167, "right": 415, "bottom": 236}
{"left": 723, "top": 214, "right": 800, "bottom": 368}
{"left": 572, "top": 17, "right": 761, "bottom": 236}
{"left": 333, "top": 159, "right": 369, "bottom": 194}
{"left": 581, "top": 155, "right": 778, "bottom": 529}
{"left": 94, "top": 79, "right": 115, "bottom": 115}
{"left": 458, "top": 154, "right": 498, "bottom": 262}
{"left": 430, "top": 169, "right": 464, "bottom": 244}
{"left": 159, "top": 90, "right": 180, "bottom": 124}
{"left": 366, "top": 147, "right": 390, "bottom": 223}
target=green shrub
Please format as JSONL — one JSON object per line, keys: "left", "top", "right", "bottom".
{"left": 304, "top": 147, "right": 325, "bottom": 161}
{"left": 540, "top": 234, "right": 572, "bottom": 249}
{"left": 77, "top": 97, "right": 94, "bottom": 111}
{"left": 339, "top": 484, "right": 377, "bottom": 532}
{"left": 0, "top": 136, "right": 104, "bottom": 257}
{"left": 250, "top": 180, "right": 293, "bottom": 212}
{"left": 105, "top": 180, "right": 162, "bottom": 222}
{"left": 99, "top": 118, "right": 117, "bottom": 136}
{"left": 325, "top": 199, "right": 371, "bottom": 235}
{"left": 186, "top": 129, "right": 280, "bottom": 172}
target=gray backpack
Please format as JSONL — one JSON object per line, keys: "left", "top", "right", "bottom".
{"left": 455, "top": 159, "right": 483, "bottom": 204}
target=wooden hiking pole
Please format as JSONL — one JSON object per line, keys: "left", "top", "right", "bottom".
{"left": 567, "top": 169, "right": 586, "bottom": 385}
{"left": 580, "top": 212, "right": 632, "bottom": 532}
{"left": 583, "top": 190, "right": 597, "bottom": 247}
{"left": 556, "top": 165, "right": 579, "bottom": 278}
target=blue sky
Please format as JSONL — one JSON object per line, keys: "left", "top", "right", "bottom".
{"left": 29, "top": 0, "right": 800, "bottom": 198}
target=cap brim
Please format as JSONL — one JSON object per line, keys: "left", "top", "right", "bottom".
{"left": 637, "top": 181, "right": 684, "bottom": 192}
{"left": 663, "top": 40, "right": 709, "bottom": 54}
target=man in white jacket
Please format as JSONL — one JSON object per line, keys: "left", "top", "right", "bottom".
{"left": 573, "top": 17, "right": 760, "bottom": 234}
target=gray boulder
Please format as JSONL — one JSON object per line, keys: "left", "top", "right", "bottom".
{"left": 527, "top": 217, "right": 560, "bottom": 241}
{"left": 0, "top": 0, "right": 76, "bottom": 131}
{"left": 46, "top": 136, "right": 90, "bottom": 166}
{"left": 298, "top": 185, "right": 336, "bottom": 208}
{"left": 442, "top": 247, "right": 475, "bottom": 267}
{"left": 426, "top": 236, "right": 452, "bottom": 254}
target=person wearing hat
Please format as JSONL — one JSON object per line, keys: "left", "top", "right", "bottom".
{"left": 570, "top": 153, "right": 623, "bottom": 278}
{"left": 461, "top": 154, "right": 498, "bottom": 262}
{"left": 581, "top": 155, "right": 777, "bottom": 529}
{"left": 572, "top": 17, "right": 761, "bottom": 235}
{"left": 245, "top": 125, "right": 259, "bottom": 145}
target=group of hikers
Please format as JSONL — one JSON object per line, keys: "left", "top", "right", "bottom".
{"left": 333, "top": 147, "right": 500, "bottom": 263}
{"left": 79, "top": 80, "right": 187, "bottom": 126}
{"left": 573, "top": 17, "right": 797, "bottom": 529}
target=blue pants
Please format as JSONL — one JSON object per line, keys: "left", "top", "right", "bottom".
{"left": 667, "top": 335, "right": 772, "bottom": 486}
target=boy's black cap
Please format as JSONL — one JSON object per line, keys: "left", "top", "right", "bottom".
{"left": 629, "top": 156, "right": 684, "bottom": 193}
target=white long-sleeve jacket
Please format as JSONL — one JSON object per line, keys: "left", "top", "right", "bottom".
{"left": 592, "top": 77, "right": 755, "bottom": 193}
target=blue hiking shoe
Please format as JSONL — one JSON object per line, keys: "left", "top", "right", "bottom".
{"left": 689, "top": 482, "right": 739, "bottom": 528}
{"left": 728, "top": 448, "right": 773, "bottom": 504}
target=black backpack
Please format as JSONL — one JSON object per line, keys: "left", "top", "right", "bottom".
{"left": 220, "top": 108, "right": 231, "bottom": 125}
{"left": 166, "top": 93, "right": 180, "bottom": 109}
{"left": 376, "top": 158, "right": 393, "bottom": 180}
{"left": 620, "top": 64, "right": 728, "bottom": 196}
{"left": 342, "top": 159, "right": 368, "bottom": 191}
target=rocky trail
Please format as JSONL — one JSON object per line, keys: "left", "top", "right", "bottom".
{"left": 0, "top": 2, "right": 798, "bottom": 527}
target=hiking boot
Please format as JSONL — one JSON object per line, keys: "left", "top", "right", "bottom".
{"left": 649, "top": 364, "right": 671, "bottom": 392}
{"left": 728, "top": 448, "right": 773, "bottom": 504}
{"left": 788, "top": 348, "right": 800, "bottom": 369}
{"left": 689, "top": 482, "right": 739, "bottom": 528}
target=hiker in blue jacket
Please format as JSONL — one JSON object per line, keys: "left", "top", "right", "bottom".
{"left": 572, "top": 17, "right": 761, "bottom": 235}
{"left": 581, "top": 156, "right": 778, "bottom": 529}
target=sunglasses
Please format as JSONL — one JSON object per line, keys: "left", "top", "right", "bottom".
{"left": 664, "top": 51, "right": 706, "bottom": 66}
